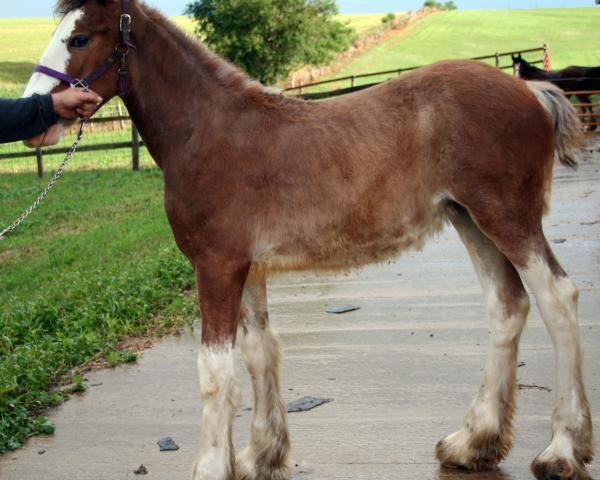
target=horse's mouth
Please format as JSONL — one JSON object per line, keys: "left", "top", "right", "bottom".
{"left": 23, "top": 122, "right": 65, "bottom": 148}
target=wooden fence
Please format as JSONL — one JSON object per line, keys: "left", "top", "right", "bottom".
{"left": 283, "top": 46, "right": 548, "bottom": 99}
{"left": 568, "top": 90, "right": 600, "bottom": 131}
{"left": 0, "top": 116, "right": 144, "bottom": 177}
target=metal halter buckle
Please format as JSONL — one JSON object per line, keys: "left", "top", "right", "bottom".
{"left": 70, "top": 78, "right": 89, "bottom": 90}
{"left": 120, "top": 14, "right": 132, "bottom": 33}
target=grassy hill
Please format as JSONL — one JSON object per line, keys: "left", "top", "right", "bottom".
{"left": 317, "top": 8, "right": 600, "bottom": 90}
{"left": 337, "top": 12, "right": 399, "bottom": 36}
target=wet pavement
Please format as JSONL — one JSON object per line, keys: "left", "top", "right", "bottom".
{"left": 1, "top": 142, "right": 599, "bottom": 479}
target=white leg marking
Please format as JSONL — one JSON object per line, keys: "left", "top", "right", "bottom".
{"left": 23, "top": 9, "right": 84, "bottom": 96}
{"left": 194, "top": 345, "right": 238, "bottom": 480}
{"left": 437, "top": 211, "right": 530, "bottom": 469}
{"left": 439, "top": 282, "right": 529, "bottom": 467}
{"left": 519, "top": 255, "right": 592, "bottom": 468}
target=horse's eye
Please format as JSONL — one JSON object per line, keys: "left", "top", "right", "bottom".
{"left": 69, "top": 35, "right": 91, "bottom": 49}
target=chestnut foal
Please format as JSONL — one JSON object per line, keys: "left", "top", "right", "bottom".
{"left": 24, "top": 1, "right": 593, "bottom": 479}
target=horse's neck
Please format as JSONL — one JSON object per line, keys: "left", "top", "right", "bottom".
{"left": 122, "top": 8, "right": 242, "bottom": 169}
{"left": 522, "top": 63, "right": 546, "bottom": 79}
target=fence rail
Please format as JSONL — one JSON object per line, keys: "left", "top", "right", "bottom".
{"left": 0, "top": 121, "right": 144, "bottom": 177}
{"left": 568, "top": 89, "right": 600, "bottom": 130}
{"left": 283, "top": 46, "right": 547, "bottom": 98}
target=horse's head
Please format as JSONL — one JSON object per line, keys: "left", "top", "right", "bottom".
{"left": 23, "top": 0, "right": 134, "bottom": 146}
{"left": 511, "top": 53, "right": 523, "bottom": 77}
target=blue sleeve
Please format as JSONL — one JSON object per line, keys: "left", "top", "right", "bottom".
{"left": 0, "top": 94, "right": 58, "bottom": 144}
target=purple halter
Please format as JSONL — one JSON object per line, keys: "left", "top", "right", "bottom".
{"left": 34, "top": 0, "right": 135, "bottom": 97}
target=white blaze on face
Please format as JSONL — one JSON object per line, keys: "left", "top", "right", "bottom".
{"left": 23, "top": 9, "right": 84, "bottom": 97}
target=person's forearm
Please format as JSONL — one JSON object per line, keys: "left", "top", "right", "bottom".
{"left": 0, "top": 94, "right": 58, "bottom": 143}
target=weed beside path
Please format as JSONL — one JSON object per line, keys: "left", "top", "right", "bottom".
{"left": 0, "top": 169, "right": 197, "bottom": 453}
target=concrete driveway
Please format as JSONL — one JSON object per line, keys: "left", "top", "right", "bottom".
{"left": 1, "top": 142, "right": 599, "bottom": 480}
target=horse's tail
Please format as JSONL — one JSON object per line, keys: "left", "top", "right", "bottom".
{"left": 526, "top": 80, "right": 583, "bottom": 168}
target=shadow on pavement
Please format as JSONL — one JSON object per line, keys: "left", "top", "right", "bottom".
{"left": 438, "top": 467, "right": 514, "bottom": 480}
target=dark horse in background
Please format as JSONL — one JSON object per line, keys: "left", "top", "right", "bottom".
{"left": 512, "top": 53, "right": 600, "bottom": 131}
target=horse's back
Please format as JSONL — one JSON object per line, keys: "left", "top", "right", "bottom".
{"left": 255, "top": 60, "right": 556, "bottom": 272}
{"left": 368, "top": 59, "right": 555, "bottom": 172}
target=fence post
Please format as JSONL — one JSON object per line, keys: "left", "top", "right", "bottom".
{"left": 117, "top": 102, "right": 126, "bottom": 129}
{"left": 495, "top": 52, "right": 500, "bottom": 68}
{"left": 351, "top": 75, "right": 355, "bottom": 88}
{"left": 36, "top": 149, "right": 43, "bottom": 178}
{"left": 299, "top": 81, "right": 303, "bottom": 96}
{"left": 132, "top": 124, "right": 140, "bottom": 171}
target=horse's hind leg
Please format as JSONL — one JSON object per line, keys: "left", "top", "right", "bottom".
{"left": 436, "top": 204, "right": 530, "bottom": 471}
{"left": 236, "top": 268, "right": 291, "bottom": 480}
{"left": 446, "top": 197, "right": 593, "bottom": 479}
{"left": 514, "top": 242, "right": 593, "bottom": 479}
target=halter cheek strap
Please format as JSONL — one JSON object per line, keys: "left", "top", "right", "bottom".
{"left": 34, "top": 0, "right": 135, "bottom": 97}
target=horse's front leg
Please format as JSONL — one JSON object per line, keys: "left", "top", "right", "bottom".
{"left": 192, "top": 254, "right": 251, "bottom": 480}
{"left": 236, "top": 268, "right": 291, "bottom": 480}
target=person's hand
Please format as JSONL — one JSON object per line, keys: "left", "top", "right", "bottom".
{"left": 52, "top": 88, "right": 103, "bottom": 120}
{"left": 23, "top": 123, "right": 64, "bottom": 148}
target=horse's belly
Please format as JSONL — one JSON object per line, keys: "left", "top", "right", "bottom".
{"left": 255, "top": 210, "right": 446, "bottom": 272}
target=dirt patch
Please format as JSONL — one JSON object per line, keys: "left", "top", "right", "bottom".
{"left": 0, "top": 249, "right": 14, "bottom": 264}
{"left": 76, "top": 324, "right": 187, "bottom": 374}
{"left": 0, "top": 245, "right": 42, "bottom": 266}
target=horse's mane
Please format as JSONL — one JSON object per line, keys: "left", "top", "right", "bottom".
{"left": 145, "top": 7, "right": 278, "bottom": 98}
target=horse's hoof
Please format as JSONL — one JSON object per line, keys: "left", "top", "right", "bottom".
{"left": 435, "top": 428, "right": 510, "bottom": 472}
{"left": 531, "top": 456, "right": 592, "bottom": 480}
{"left": 235, "top": 449, "right": 291, "bottom": 480}
{"left": 234, "top": 449, "right": 254, "bottom": 480}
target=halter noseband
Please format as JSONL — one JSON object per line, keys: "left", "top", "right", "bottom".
{"left": 34, "top": 0, "right": 135, "bottom": 97}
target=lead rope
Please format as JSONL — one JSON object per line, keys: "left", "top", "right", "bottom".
{"left": 0, "top": 120, "right": 86, "bottom": 242}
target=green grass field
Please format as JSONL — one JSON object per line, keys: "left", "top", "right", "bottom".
{"left": 313, "top": 7, "right": 600, "bottom": 91}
